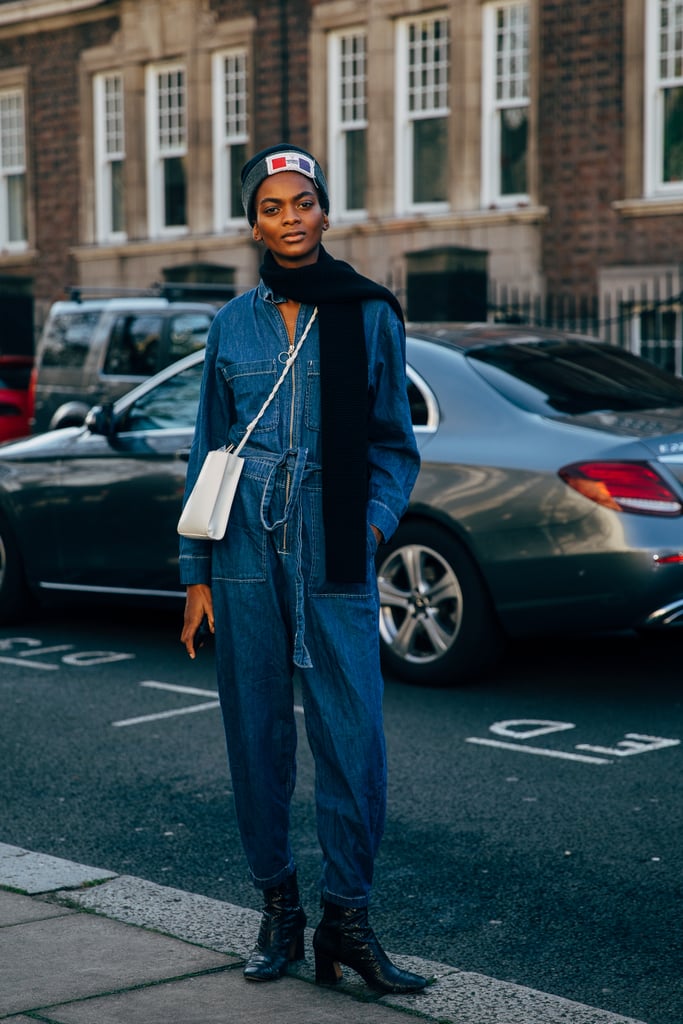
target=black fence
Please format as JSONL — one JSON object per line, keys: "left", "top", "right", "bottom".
{"left": 489, "top": 280, "right": 683, "bottom": 377}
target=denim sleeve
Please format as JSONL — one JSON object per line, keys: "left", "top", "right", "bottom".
{"left": 178, "top": 312, "right": 232, "bottom": 585}
{"left": 365, "top": 302, "right": 421, "bottom": 543}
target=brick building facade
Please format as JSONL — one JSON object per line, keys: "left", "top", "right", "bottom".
{"left": 0, "top": 0, "right": 682, "bottom": 369}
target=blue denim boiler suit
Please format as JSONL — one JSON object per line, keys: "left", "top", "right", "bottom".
{"left": 179, "top": 280, "right": 420, "bottom": 908}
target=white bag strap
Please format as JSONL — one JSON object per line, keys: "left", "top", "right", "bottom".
{"left": 231, "top": 306, "right": 318, "bottom": 456}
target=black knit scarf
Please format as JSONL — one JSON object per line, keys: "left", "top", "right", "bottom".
{"left": 259, "top": 246, "right": 404, "bottom": 583}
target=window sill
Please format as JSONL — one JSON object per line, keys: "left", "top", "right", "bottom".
{"left": 329, "top": 205, "right": 549, "bottom": 239}
{"left": 613, "top": 196, "right": 683, "bottom": 218}
{"left": 0, "top": 246, "right": 37, "bottom": 265}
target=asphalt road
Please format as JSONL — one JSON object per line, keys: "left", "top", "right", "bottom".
{"left": 1, "top": 604, "right": 681, "bottom": 1023}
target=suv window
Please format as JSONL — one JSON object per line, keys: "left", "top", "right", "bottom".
{"left": 103, "top": 314, "right": 164, "bottom": 376}
{"left": 169, "top": 312, "right": 213, "bottom": 360}
{"left": 40, "top": 310, "right": 101, "bottom": 368}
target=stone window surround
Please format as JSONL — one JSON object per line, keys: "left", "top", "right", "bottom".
{"left": 310, "top": 0, "right": 540, "bottom": 221}
{"left": 619, "top": 0, "right": 683, "bottom": 218}
{"left": 78, "top": 12, "right": 256, "bottom": 248}
{"left": 0, "top": 66, "right": 32, "bottom": 255}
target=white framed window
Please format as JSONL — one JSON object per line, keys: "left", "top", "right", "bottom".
{"left": 94, "top": 72, "right": 125, "bottom": 242}
{"left": 0, "top": 88, "right": 27, "bottom": 249}
{"left": 645, "top": 0, "right": 683, "bottom": 196}
{"left": 328, "top": 29, "right": 367, "bottom": 217}
{"left": 213, "top": 48, "right": 249, "bottom": 230}
{"left": 482, "top": 2, "right": 529, "bottom": 207}
{"left": 146, "top": 64, "right": 188, "bottom": 237}
{"left": 395, "top": 13, "right": 450, "bottom": 214}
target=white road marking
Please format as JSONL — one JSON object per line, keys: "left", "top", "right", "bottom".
{"left": 466, "top": 737, "right": 612, "bottom": 764}
{"left": 140, "top": 680, "right": 219, "bottom": 698}
{"left": 111, "top": 680, "right": 306, "bottom": 728}
{"left": 113, "top": 701, "right": 220, "bottom": 728}
{"left": 0, "top": 656, "right": 59, "bottom": 671}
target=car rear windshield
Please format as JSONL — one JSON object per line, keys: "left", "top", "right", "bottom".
{"left": 39, "top": 311, "right": 102, "bottom": 368}
{"left": 467, "top": 340, "right": 683, "bottom": 416}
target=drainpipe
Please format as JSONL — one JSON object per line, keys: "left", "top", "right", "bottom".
{"left": 279, "top": 0, "right": 289, "bottom": 139}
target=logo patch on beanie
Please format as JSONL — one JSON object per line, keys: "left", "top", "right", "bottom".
{"left": 265, "top": 152, "right": 315, "bottom": 179}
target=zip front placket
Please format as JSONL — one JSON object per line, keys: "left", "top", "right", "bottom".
{"left": 276, "top": 307, "right": 300, "bottom": 553}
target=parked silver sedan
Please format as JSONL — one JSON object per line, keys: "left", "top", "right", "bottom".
{"left": 1, "top": 323, "right": 682, "bottom": 686}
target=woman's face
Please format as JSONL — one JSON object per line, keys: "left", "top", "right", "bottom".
{"left": 252, "top": 171, "right": 329, "bottom": 267}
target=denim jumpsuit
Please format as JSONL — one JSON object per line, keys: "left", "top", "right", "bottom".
{"left": 179, "top": 280, "right": 420, "bottom": 908}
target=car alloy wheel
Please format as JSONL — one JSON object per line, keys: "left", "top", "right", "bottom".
{"left": 376, "top": 521, "right": 502, "bottom": 686}
{"left": 378, "top": 543, "right": 462, "bottom": 663}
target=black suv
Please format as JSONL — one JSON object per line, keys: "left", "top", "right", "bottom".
{"left": 32, "top": 290, "right": 225, "bottom": 432}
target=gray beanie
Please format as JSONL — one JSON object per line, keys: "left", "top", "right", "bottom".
{"left": 241, "top": 144, "right": 330, "bottom": 226}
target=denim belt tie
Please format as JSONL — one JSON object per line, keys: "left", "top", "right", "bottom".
{"left": 259, "top": 447, "right": 313, "bottom": 669}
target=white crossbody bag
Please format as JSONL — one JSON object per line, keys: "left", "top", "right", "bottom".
{"left": 177, "top": 307, "right": 318, "bottom": 541}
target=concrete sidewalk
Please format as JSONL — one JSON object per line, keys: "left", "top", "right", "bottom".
{"left": 0, "top": 843, "right": 647, "bottom": 1024}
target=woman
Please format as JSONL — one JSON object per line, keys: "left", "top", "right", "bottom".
{"left": 180, "top": 144, "right": 426, "bottom": 994}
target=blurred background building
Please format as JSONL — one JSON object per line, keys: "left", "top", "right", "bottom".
{"left": 0, "top": 0, "right": 682, "bottom": 371}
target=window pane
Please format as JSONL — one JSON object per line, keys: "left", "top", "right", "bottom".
{"left": 104, "top": 75, "right": 124, "bottom": 155}
{"left": 110, "top": 159, "right": 124, "bottom": 233}
{"left": 104, "top": 315, "right": 163, "bottom": 375}
{"left": 157, "top": 70, "right": 186, "bottom": 151}
{"left": 229, "top": 141, "right": 247, "bottom": 218}
{"left": 663, "top": 85, "right": 683, "bottom": 182}
{"left": 169, "top": 313, "right": 213, "bottom": 359}
{"left": 345, "top": 128, "right": 366, "bottom": 210}
{"left": 500, "top": 106, "right": 528, "bottom": 194}
{"left": 223, "top": 53, "right": 248, "bottom": 137}
{"left": 468, "top": 340, "right": 683, "bottom": 416}
{"left": 7, "top": 173, "right": 26, "bottom": 242}
{"left": 164, "top": 155, "right": 186, "bottom": 226}
{"left": 40, "top": 311, "right": 101, "bottom": 369}
{"left": 0, "top": 90, "right": 25, "bottom": 169}
{"left": 407, "top": 18, "right": 450, "bottom": 114}
{"left": 413, "top": 117, "right": 448, "bottom": 203}
{"left": 122, "top": 361, "right": 203, "bottom": 432}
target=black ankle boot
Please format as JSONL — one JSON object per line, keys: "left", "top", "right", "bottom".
{"left": 243, "top": 872, "right": 307, "bottom": 981}
{"left": 313, "top": 901, "right": 427, "bottom": 994}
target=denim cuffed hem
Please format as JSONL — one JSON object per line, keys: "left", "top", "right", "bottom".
{"left": 178, "top": 553, "right": 212, "bottom": 586}
{"left": 367, "top": 498, "right": 398, "bottom": 545}
{"left": 321, "top": 887, "right": 370, "bottom": 909}
{"left": 249, "top": 856, "right": 297, "bottom": 891}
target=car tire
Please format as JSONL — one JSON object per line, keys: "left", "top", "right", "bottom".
{"left": 376, "top": 520, "right": 503, "bottom": 687}
{"left": 0, "top": 514, "right": 29, "bottom": 623}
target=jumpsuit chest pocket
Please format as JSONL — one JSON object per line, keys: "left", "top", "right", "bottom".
{"left": 221, "top": 359, "right": 280, "bottom": 435}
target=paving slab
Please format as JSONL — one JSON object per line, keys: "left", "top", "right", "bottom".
{"left": 59, "top": 873, "right": 261, "bottom": 956}
{"left": 0, "top": 842, "right": 116, "bottom": 893}
{"left": 0, "top": 909, "right": 235, "bottom": 1018}
{"left": 31, "top": 971, "right": 417, "bottom": 1024}
{"left": 0, "top": 889, "right": 74, "bottom": 926}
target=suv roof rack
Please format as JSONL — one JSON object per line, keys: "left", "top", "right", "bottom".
{"left": 64, "top": 282, "right": 235, "bottom": 304}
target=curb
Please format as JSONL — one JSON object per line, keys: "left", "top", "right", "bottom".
{"left": 0, "top": 843, "right": 648, "bottom": 1024}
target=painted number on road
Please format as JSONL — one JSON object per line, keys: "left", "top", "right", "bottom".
{"left": 0, "top": 637, "right": 135, "bottom": 670}
{"left": 466, "top": 719, "right": 680, "bottom": 765}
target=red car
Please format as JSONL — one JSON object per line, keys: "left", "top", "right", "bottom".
{"left": 0, "top": 355, "right": 34, "bottom": 443}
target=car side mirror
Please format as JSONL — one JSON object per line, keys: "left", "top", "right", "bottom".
{"left": 85, "top": 402, "right": 115, "bottom": 437}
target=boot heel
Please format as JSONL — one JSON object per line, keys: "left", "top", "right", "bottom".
{"left": 314, "top": 949, "right": 342, "bottom": 986}
{"left": 289, "top": 928, "right": 305, "bottom": 962}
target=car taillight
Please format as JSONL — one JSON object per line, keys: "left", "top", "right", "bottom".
{"left": 559, "top": 461, "right": 683, "bottom": 517}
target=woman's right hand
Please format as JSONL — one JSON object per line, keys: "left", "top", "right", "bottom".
{"left": 181, "top": 583, "right": 214, "bottom": 659}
